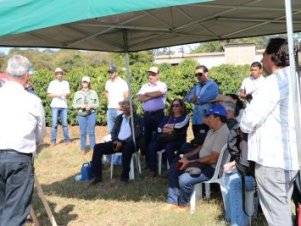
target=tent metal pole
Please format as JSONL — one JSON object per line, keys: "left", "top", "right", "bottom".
{"left": 285, "top": 0, "right": 301, "bottom": 168}
{"left": 123, "top": 29, "right": 140, "bottom": 177}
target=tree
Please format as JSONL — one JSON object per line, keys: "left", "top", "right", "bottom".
{"left": 54, "top": 50, "right": 84, "bottom": 72}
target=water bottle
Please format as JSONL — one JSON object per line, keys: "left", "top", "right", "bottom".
{"left": 74, "top": 174, "right": 82, "bottom": 181}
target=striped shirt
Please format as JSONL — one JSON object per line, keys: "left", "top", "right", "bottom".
{"left": 240, "top": 67, "right": 299, "bottom": 170}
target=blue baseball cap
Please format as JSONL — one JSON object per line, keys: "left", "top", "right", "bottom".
{"left": 205, "top": 104, "right": 227, "bottom": 117}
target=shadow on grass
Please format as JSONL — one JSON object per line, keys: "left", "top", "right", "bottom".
{"left": 31, "top": 194, "right": 77, "bottom": 226}
{"left": 39, "top": 167, "right": 168, "bottom": 203}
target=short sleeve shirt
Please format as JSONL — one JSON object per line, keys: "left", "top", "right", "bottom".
{"left": 137, "top": 81, "right": 167, "bottom": 111}
{"left": 47, "top": 80, "right": 70, "bottom": 108}
{"left": 199, "top": 124, "right": 229, "bottom": 167}
{"left": 105, "top": 77, "right": 129, "bottom": 108}
{"left": 240, "top": 75, "right": 265, "bottom": 95}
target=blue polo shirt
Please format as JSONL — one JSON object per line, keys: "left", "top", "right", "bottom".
{"left": 184, "top": 79, "right": 219, "bottom": 125}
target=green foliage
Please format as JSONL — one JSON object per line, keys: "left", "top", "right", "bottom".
{"left": 30, "top": 61, "right": 249, "bottom": 126}
{"left": 191, "top": 41, "right": 224, "bottom": 53}
{"left": 210, "top": 64, "right": 250, "bottom": 94}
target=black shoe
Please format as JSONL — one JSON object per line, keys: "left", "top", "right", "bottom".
{"left": 90, "top": 177, "right": 102, "bottom": 186}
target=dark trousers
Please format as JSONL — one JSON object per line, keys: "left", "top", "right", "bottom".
{"left": 148, "top": 139, "right": 185, "bottom": 172}
{"left": 143, "top": 110, "right": 164, "bottom": 161}
{"left": 92, "top": 140, "right": 136, "bottom": 180}
{"left": 0, "top": 150, "right": 34, "bottom": 226}
{"left": 192, "top": 124, "right": 202, "bottom": 138}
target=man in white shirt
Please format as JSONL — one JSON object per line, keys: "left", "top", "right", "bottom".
{"left": 105, "top": 65, "right": 129, "bottom": 165}
{"left": 47, "top": 67, "right": 71, "bottom": 145}
{"left": 0, "top": 55, "right": 46, "bottom": 226}
{"left": 240, "top": 38, "right": 299, "bottom": 226}
{"left": 105, "top": 65, "right": 129, "bottom": 133}
{"left": 240, "top": 61, "right": 265, "bottom": 101}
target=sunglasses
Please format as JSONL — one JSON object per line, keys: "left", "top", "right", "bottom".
{"left": 172, "top": 104, "right": 181, "bottom": 107}
{"left": 195, "top": 72, "right": 204, "bottom": 77}
{"left": 120, "top": 104, "right": 130, "bottom": 109}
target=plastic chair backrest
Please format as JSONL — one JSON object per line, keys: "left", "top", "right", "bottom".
{"left": 209, "top": 144, "right": 229, "bottom": 182}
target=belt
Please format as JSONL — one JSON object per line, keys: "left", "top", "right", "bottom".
{"left": 144, "top": 109, "right": 164, "bottom": 115}
{"left": 0, "top": 149, "right": 33, "bottom": 157}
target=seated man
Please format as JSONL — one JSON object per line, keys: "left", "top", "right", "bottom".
{"left": 167, "top": 104, "right": 229, "bottom": 207}
{"left": 90, "top": 99, "right": 144, "bottom": 185}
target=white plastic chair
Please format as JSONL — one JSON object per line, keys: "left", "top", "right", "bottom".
{"left": 157, "top": 149, "right": 170, "bottom": 176}
{"left": 190, "top": 144, "right": 230, "bottom": 213}
{"left": 110, "top": 152, "right": 141, "bottom": 180}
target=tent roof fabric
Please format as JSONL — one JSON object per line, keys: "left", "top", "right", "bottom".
{"left": 1, "top": 0, "right": 301, "bottom": 52}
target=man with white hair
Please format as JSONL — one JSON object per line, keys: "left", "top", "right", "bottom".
{"left": 0, "top": 55, "right": 46, "bottom": 225}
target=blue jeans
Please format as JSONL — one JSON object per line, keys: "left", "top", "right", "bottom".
{"left": 106, "top": 108, "right": 121, "bottom": 133}
{"left": 106, "top": 108, "right": 122, "bottom": 165}
{"left": 51, "top": 107, "right": 70, "bottom": 143}
{"left": 224, "top": 171, "right": 254, "bottom": 226}
{"left": 0, "top": 150, "right": 34, "bottom": 226}
{"left": 78, "top": 112, "right": 96, "bottom": 151}
{"left": 167, "top": 159, "right": 215, "bottom": 206}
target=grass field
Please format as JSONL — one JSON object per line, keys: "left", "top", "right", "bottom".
{"left": 29, "top": 126, "right": 268, "bottom": 226}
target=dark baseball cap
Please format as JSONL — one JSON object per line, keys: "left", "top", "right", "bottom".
{"left": 108, "top": 65, "right": 117, "bottom": 73}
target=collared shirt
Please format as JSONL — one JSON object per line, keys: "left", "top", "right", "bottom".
{"left": 47, "top": 79, "right": 70, "bottom": 108}
{"left": 199, "top": 124, "right": 229, "bottom": 167}
{"left": 0, "top": 81, "right": 46, "bottom": 154}
{"left": 240, "top": 67, "right": 299, "bottom": 170}
{"left": 185, "top": 79, "right": 219, "bottom": 125}
{"left": 118, "top": 115, "right": 131, "bottom": 141}
{"left": 105, "top": 77, "right": 128, "bottom": 109}
{"left": 240, "top": 75, "right": 265, "bottom": 95}
{"left": 137, "top": 80, "right": 167, "bottom": 112}
{"left": 72, "top": 89, "right": 99, "bottom": 115}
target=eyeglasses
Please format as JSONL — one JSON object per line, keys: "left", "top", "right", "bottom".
{"left": 172, "top": 104, "right": 181, "bottom": 107}
{"left": 195, "top": 72, "right": 204, "bottom": 77}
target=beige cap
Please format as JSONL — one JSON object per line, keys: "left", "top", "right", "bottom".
{"left": 148, "top": 66, "right": 159, "bottom": 74}
{"left": 54, "top": 67, "right": 64, "bottom": 74}
{"left": 81, "top": 76, "right": 90, "bottom": 83}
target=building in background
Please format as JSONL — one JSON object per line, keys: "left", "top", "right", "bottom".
{"left": 154, "top": 43, "right": 264, "bottom": 68}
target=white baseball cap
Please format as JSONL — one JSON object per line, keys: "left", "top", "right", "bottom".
{"left": 148, "top": 66, "right": 159, "bottom": 74}
{"left": 54, "top": 67, "right": 64, "bottom": 74}
{"left": 81, "top": 76, "right": 90, "bottom": 83}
